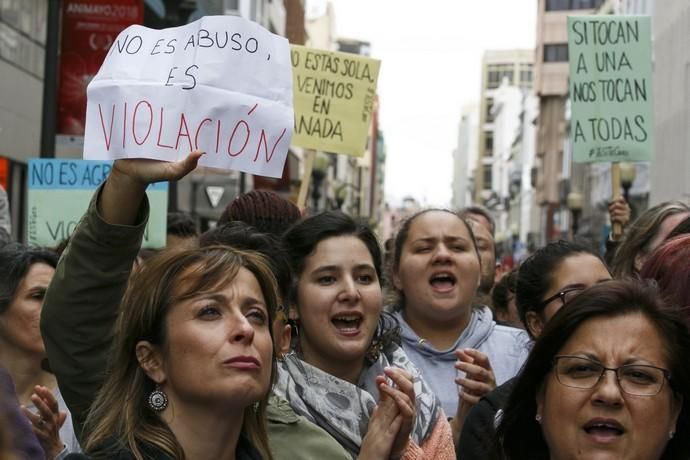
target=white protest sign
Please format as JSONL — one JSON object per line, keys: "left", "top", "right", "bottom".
{"left": 83, "top": 15, "right": 293, "bottom": 178}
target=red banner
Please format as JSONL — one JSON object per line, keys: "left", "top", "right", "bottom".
{"left": 57, "top": 0, "right": 144, "bottom": 136}
{"left": 0, "top": 157, "right": 8, "bottom": 190}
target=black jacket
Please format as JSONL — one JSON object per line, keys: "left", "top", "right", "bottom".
{"left": 456, "top": 378, "right": 517, "bottom": 459}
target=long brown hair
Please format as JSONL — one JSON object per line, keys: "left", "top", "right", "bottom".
{"left": 611, "top": 201, "right": 689, "bottom": 278}
{"left": 83, "top": 246, "right": 278, "bottom": 460}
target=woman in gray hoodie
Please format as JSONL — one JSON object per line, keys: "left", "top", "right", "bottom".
{"left": 389, "top": 209, "right": 530, "bottom": 444}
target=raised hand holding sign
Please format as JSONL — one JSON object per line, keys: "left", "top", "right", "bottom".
{"left": 83, "top": 15, "right": 293, "bottom": 178}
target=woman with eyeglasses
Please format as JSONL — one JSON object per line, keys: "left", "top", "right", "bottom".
{"left": 515, "top": 240, "right": 612, "bottom": 339}
{"left": 458, "top": 240, "right": 611, "bottom": 459}
{"left": 495, "top": 280, "right": 690, "bottom": 460}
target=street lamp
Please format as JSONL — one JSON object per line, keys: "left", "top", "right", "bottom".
{"left": 333, "top": 182, "right": 361, "bottom": 212}
{"left": 311, "top": 152, "right": 330, "bottom": 212}
{"left": 619, "top": 161, "right": 636, "bottom": 203}
{"left": 335, "top": 184, "right": 348, "bottom": 210}
{"left": 567, "top": 191, "right": 584, "bottom": 237}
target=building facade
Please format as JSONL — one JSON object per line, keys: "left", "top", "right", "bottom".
{"left": 451, "top": 103, "right": 478, "bottom": 210}
{"left": 533, "top": 0, "right": 607, "bottom": 242}
{"left": 491, "top": 81, "right": 539, "bottom": 251}
{"left": 649, "top": 0, "right": 690, "bottom": 204}
{"left": 0, "top": 0, "right": 47, "bottom": 237}
{"left": 474, "top": 49, "right": 534, "bottom": 209}
{"left": 0, "top": 0, "right": 303, "bottom": 238}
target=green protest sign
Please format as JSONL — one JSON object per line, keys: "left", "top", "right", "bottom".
{"left": 567, "top": 16, "right": 653, "bottom": 163}
{"left": 27, "top": 159, "right": 167, "bottom": 248}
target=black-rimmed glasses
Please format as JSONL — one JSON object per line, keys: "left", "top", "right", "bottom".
{"left": 539, "top": 285, "right": 587, "bottom": 308}
{"left": 553, "top": 355, "right": 671, "bottom": 396}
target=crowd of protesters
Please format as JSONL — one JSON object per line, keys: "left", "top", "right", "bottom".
{"left": 0, "top": 153, "right": 689, "bottom": 460}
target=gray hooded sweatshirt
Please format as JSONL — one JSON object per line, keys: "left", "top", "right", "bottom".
{"left": 393, "top": 306, "right": 531, "bottom": 416}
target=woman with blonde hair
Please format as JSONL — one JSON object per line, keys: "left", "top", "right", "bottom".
{"left": 42, "top": 153, "right": 278, "bottom": 459}
{"left": 610, "top": 201, "right": 689, "bottom": 278}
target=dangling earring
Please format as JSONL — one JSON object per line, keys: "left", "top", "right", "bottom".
{"left": 535, "top": 414, "right": 542, "bottom": 424}
{"left": 148, "top": 385, "right": 168, "bottom": 412}
{"left": 252, "top": 401, "right": 260, "bottom": 412}
{"left": 669, "top": 430, "right": 675, "bottom": 439}
{"left": 365, "top": 340, "right": 383, "bottom": 364}
{"left": 292, "top": 319, "right": 300, "bottom": 338}
{"left": 288, "top": 318, "right": 301, "bottom": 353}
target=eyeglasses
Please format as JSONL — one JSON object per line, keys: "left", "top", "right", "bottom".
{"left": 553, "top": 355, "right": 671, "bottom": 396}
{"left": 539, "top": 285, "right": 587, "bottom": 308}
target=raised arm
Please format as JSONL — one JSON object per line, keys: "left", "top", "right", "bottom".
{"left": 40, "top": 153, "right": 202, "bottom": 441}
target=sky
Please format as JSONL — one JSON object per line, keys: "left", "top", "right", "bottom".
{"left": 321, "top": 0, "right": 537, "bottom": 207}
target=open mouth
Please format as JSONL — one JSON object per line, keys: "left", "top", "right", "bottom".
{"left": 429, "top": 272, "right": 457, "bottom": 291}
{"left": 331, "top": 313, "right": 363, "bottom": 335}
{"left": 583, "top": 419, "right": 625, "bottom": 440}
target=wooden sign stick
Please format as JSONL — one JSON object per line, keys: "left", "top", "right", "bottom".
{"left": 296, "top": 149, "right": 315, "bottom": 210}
{"left": 611, "top": 162, "right": 623, "bottom": 239}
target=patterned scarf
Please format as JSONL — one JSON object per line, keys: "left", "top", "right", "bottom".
{"left": 273, "top": 344, "right": 441, "bottom": 458}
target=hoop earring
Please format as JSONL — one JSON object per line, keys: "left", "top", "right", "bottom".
{"left": 148, "top": 385, "right": 168, "bottom": 412}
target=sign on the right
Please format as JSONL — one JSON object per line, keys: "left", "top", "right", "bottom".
{"left": 567, "top": 16, "right": 653, "bottom": 163}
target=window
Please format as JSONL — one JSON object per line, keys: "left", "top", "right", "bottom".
{"left": 0, "top": 0, "right": 47, "bottom": 45}
{"left": 519, "top": 63, "right": 533, "bottom": 84}
{"left": 487, "top": 70, "right": 501, "bottom": 89}
{"left": 0, "top": 0, "right": 46, "bottom": 78}
{"left": 546, "top": 0, "right": 570, "bottom": 10}
{"left": 0, "top": 22, "right": 44, "bottom": 78}
{"left": 483, "top": 132, "right": 494, "bottom": 157}
{"left": 572, "top": 0, "right": 606, "bottom": 9}
{"left": 544, "top": 44, "right": 568, "bottom": 62}
{"left": 545, "top": 0, "right": 605, "bottom": 10}
{"left": 485, "top": 99, "right": 494, "bottom": 123}
{"left": 487, "top": 64, "right": 515, "bottom": 89}
{"left": 482, "top": 165, "right": 493, "bottom": 190}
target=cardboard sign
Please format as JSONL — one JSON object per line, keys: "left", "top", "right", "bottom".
{"left": 83, "top": 15, "right": 293, "bottom": 178}
{"left": 290, "top": 45, "right": 380, "bottom": 156}
{"left": 27, "top": 159, "right": 167, "bottom": 248}
{"left": 568, "top": 16, "right": 653, "bottom": 163}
